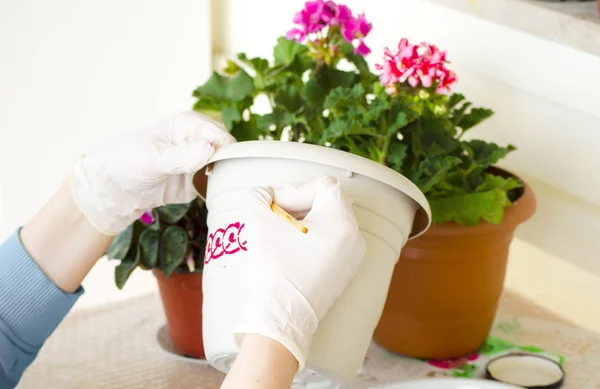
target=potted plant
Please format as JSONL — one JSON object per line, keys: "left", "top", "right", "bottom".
{"left": 106, "top": 200, "right": 209, "bottom": 359}
{"left": 192, "top": 0, "right": 535, "bottom": 361}
{"left": 107, "top": 0, "right": 535, "bottom": 374}
{"left": 369, "top": 42, "right": 537, "bottom": 359}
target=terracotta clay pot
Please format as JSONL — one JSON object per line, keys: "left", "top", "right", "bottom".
{"left": 154, "top": 269, "right": 205, "bottom": 359}
{"left": 373, "top": 168, "right": 536, "bottom": 359}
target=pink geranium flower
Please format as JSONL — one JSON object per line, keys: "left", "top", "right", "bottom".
{"left": 140, "top": 210, "right": 155, "bottom": 225}
{"left": 324, "top": 3, "right": 352, "bottom": 26}
{"left": 376, "top": 38, "right": 457, "bottom": 94}
{"left": 355, "top": 39, "right": 371, "bottom": 56}
{"left": 286, "top": 0, "right": 328, "bottom": 41}
{"left": 286, "top": 0, "right": 372, "bottom": 57}
{"left": 343, "top": 13, "right": 372, "bottom": 55}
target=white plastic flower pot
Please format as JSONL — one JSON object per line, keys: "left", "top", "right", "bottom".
{"left": 200, "top": 141, "right": 431, "bottom": 389}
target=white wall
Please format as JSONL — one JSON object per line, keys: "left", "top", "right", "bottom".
{"left": 211, "top": 0, "right": 600, "bottom": 277}
{"left": 0, "top": 0, "right": 213, "bottom": 308}
{"left": 0, "top": 0, "right": 212, "bottom": 238}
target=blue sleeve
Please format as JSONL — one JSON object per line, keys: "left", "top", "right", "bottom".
{"left": 0, "top": 229, "right": 83, "bottom": 388}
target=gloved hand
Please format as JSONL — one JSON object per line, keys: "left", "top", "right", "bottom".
{"left": 235, "top": 176, "right": 367, "bottom": 370}
{"left": 71, "top": 111, "right": 235, "bottom": 235}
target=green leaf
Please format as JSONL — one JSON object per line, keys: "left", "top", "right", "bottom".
{"left": 475, "top": 174, "right": 522, "bottom": 193}
{"left": 518, "top": 345, "right": 545, "bottom": 353}
{"left": 447, "top": 93, "right": 466, "bottom": 109}
{"left": 223, "top": 60, "right": 241, "bottom": 76}
{"left": 114, "top": 245, "right": 140, "bottom": 289}
{"left": 323, "top": 86, "right": 352, "bottom": 111}
{"left": 221, "top": 106, "right": 241, "bottom": 131}
{"left": 224, "top": 70, "right": 256, "bottom": 101}
{"left": 386, "top": 142, "right": 407, "bottom": 171}
{"left": 363, "top": 93, "right": 389, "bottom": 124}
{"left": 345, "top": 123, "right": 381, "bottom": 137}
{"left": 466, "top": 140, "right": 516, "bottom": 167}
{"left": 159, "top": 226, "right": 189, "bottom": 278}
{"left": 430, "top": 187, "right": 512, "bottom": 226}
{"left": 322, "top": 118, "right": 379, "bottom": 142}
{"left": 193, "top": 72, "right": 227, "bottom": 99}
{"left": 193, "top": 70, "right": 255, "bottom": 102}
{"left": 479, "top": 336, "right": 515, "bottom": 355}
{"left": 411, "top": 156, "right": 462, "bottom": 194}
{"left": 273, "top": 36, "right": 309, "bottom": 67}
{"left": 106, "top": 224, "right": 133, "bottom": 260}
{"left": 429, "top": 174, "right": 521, "bottom": 226}
{"left": 230, "top": 113, "right": 261, "bottom": 142}
{"left": 412, "top": 117, "right": 460, "bottom": 157}
{"left": 451, "top": 363, "right": 477, "bottom": 378}
{"left": 139, "top": 229, "right": 160, "bottom": 269}
{"left": 237, "top": 53, "right": 269, "bottom": 74}
{"left": 391, "top": 97, "right": 420, "bottom": 124}
{"left": 148, "top": 211, "right": 160, "bottom": 231}
{"left": 237, "top": 53, "right": 271, "bottom": 89}
{"left": 321, "top": 67, "right": 356, "bottom": 89}
{"left": 302, "top": 78, "right": 328, "bottom": 110}
{"left": 321, "top": 118, "right": 346, "bottom": 141}
{"left": 157, "top": 203, "right": 191, "bottom": 224}
{"left": 458, "top": 107, "right": 494, "bottom": 131}
{"left": 192, "top": 96, "right": 224, "bottom": 112}
{"left": 305, "top": 68, "right": 357, "bottom": 112}
{"left": 256, "top": 109, "right": 293, "bottom": 130}
{"left": 274, "top": 82, "right": 303, "bottom": 112}
{"left": 451, "top": 101, "right": 472, "bottom": 125}
{"left": 388, "top": 112, "right": 408, "bottom": 135}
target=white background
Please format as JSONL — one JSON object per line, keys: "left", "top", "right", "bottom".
{"left": 0, "top": 0, "right": 212, "bottom": 305}
{"left": 0, "top": 0, "right": 212, "bottom": 236}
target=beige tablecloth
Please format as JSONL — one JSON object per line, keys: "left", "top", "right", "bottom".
{"left": 18, "top": 292, "right": 600, "bottom": 389}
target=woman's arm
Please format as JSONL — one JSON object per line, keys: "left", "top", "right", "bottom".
{"left": 21, "top": 180, "right": 113, "bottom": 292}
{"left": 0, "top": 181, "right": 111, "bottom": 388}
{"left": 0, "top": 112, "right": 234, "bottom": 388}
{"left": 220, "top": 334, "right": 298, "bottom": 389}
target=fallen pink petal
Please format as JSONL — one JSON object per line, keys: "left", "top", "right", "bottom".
{"left": 186, "top": 256, "right": 196, "bottom": 273}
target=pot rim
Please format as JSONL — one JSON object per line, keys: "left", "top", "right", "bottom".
{"left": 206, "top": 140, "right": 432, "bottom": 239}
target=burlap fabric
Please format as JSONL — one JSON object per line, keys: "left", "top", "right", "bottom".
{"left": 18, "top": 291, "right": 600, "bottom": 388}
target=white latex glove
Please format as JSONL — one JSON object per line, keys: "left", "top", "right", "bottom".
{"left": 71, "top": 111, "right": 235, "bottom": 235}
{"left": 235, "top": 175, "right": 367, "bottom": 370}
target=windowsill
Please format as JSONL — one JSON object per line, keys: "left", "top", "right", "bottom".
{"left": 425, "top": 0, "right": 600, "bottom": 57}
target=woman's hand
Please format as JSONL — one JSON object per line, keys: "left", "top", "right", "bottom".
{"left": 71, "top": 111, "right": 235, "bottom": 235}
{"left": 221, "top": 176, "right": 366, "bottom": 389}
{"left": 22, "top": 111, "right": 234, "bottom": 292}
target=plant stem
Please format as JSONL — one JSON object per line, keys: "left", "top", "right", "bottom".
{"left": 379, "top": 115, "right": 391, "bottom": 165}
{"left": 380, "top": 134, "right": 392, "bottom": 165}
{"left": 313, "top": 60, "right": 324, "bottom": 77}
{"left": 345, "top": 136, "right": 360, "bottom": 153}
{"left": 189, "top": 240, "right": 204, "bottom": 250}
